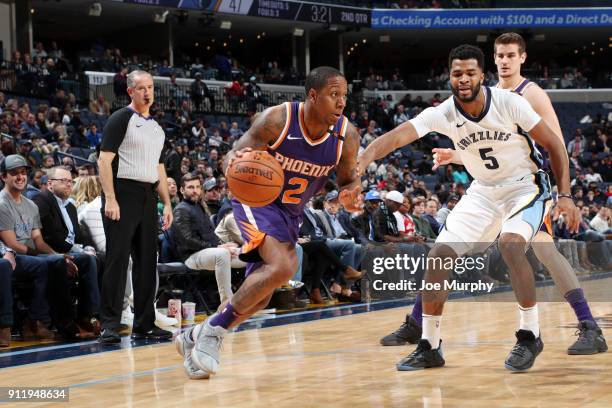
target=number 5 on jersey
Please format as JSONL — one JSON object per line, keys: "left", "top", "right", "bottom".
{"left": 479, "top": 147, "right": 500, "bottom": 170}
{"left": 282, "top": 177, "right": 308, "bottom": 204}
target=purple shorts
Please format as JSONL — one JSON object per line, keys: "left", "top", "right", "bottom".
{"left": 232, "top": 199, "right": 301, "bottom": 275}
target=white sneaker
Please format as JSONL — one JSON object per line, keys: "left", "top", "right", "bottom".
{"left": 121, "top": 306, "right": 134, "bottom": 326}
{"left": 191, "top": 320, "right": 227, "bottom": 375}
{"left": 155, "top": 310, "right": 178, "bottom": 327}
{"left": 175, "top": 325, "right": 209, "bottom": 379}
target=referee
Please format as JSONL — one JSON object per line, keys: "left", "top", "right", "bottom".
{"left": 98, "top": 70, "right": 173, "bottom": 343}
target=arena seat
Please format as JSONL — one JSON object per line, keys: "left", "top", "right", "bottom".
{"left": 157, "top": 232, "right": 212, "bottom": 314}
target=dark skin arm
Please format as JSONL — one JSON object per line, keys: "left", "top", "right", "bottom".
{"left": 336, "top": 123, "right": 361, "bottom": 212}
{"left": 358, "top": 121, "right": 420, "bottom": 176}
{"left": 529, "top": 119, "right": 580, "bottom": 233}
{"left": 223, "top": 105, "right": 286, "bottom": 174}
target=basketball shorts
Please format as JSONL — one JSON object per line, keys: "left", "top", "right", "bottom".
{"left": 232, "top": 199, "right": 301, "bottom": 275}
{"left": 539, "top": 200, "right": 554, "bottom": 236}
{"left": 437, "top": 171, "right": 551, "bottom": 256}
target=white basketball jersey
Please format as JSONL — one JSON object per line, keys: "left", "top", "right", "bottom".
{"left": 411, "top": 86, "right": 543, "bottom": 185}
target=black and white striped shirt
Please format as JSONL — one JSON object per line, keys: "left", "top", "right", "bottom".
{"left": 101, "top": 107, "right": 165, "bottom": 183}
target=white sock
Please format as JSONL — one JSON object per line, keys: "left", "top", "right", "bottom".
{"left": 518, "top": 304, "right": 540, "bottom": 338}
{"left": 422, "top": 314, "right": 442, "bottom": 349}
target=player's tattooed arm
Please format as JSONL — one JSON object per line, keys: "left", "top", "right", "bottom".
{"left": 337, "top": 123, "right": 361, "bottom": 212}
{"left": 223, "top": 103, "right": 287, "bottom": 174}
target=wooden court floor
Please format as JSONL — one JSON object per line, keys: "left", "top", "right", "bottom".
{"left": 1, "top": 279, "right": 612, "bottom": 408}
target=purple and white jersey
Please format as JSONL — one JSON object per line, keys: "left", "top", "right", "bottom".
{"left": 268, "top": 101, "right": 348, "bottom": 217}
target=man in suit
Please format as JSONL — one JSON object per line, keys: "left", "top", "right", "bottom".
{"left": 33, "top": 166, "right": 100, "bottom": 335}
{"left": 322, "top": 190, "right": 368, "bottom": 244}
{"left": 353, "top": 190, "right": 383, "bottom": 242}
{"left": 302, "top": 199, "right": 363, "bottom": 277}
{"left": 422, "top": 199, "right": 442, "bottom": 234}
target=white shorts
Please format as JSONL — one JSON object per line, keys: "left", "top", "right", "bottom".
{"left": 437, "top": 171, "right": 551, "bottom": 256}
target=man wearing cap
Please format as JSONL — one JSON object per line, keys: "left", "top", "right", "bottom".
{"left": 201, "top": 177, "right": 221, "bottom": 216}
{"left": 353, "top": 190, "right": 382, "bottom": 241}
{"left": 372, "top": 190, "right": 414, "bottom": 243}
{"left": 0, "top": 155, "right": 81, "bottom": 340}
{"left": 17, "top": 139, "right": 37, "bottom": 168}
{"left": 169, "top": 173, "right": 244, "bottom": 305}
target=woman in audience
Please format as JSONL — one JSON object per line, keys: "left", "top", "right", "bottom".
{"left": 72, "top": 175, "right": 102, "bottom": 214}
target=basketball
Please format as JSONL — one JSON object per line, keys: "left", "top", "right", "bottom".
{"left": 227, "top": 150, "right": 284, "bottom": 207}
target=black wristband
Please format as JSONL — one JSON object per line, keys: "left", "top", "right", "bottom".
{"left": 558, "top": 193, "right": 573, "bottom": 200}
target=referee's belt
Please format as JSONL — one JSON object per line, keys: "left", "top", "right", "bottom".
{"left": 116, "top": 178, "right": 159, "bottom": 190}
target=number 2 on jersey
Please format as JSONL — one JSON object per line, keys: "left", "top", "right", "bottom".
{"left": 479, "top": 147, "right": 500, "bottom": 170}
{"left": 282, "top": 177, "right": 308, "bottom": 204}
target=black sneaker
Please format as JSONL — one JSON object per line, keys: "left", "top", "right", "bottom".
{"left": 380, "top": 315, "right": 422, "bottom": 346}
{"left": 131, "top": 327, "right": 173, "bottom": 340}
{"left": 396, "top": 339, "right": 445, "bottom": 371}
{"left": 504, "top": 329, "right": 543, "bottom": 372}
{"left": 567, "top": 320, "right": 608, "bottom": 355}
{"left": 99, "top": 328, "right": 121, "bottom": 344}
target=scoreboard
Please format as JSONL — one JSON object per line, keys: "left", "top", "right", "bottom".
{"left": 116, "top": 0, "right": 371, "bottom": 27}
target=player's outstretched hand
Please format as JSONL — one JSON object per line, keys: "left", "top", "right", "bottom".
{"left": 558, "top": 197, "right": 581, "bottom": 234}
{"left": 432, "top": 148, "right": 455, "bottom": 171}
{"left": 339, "top": 185, "right": 362, "bottom": 213}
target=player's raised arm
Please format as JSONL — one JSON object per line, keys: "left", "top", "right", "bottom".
{"left": 336, "top": 122, "right": 361, "bottom": 212}
{"left": 358, "top": 120, "right": 420, "bottom": 175}
{"left": 223, "top": 104, "right": 286, "bottom": 174}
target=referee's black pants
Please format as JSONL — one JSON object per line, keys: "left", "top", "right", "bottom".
{"left": 100, "top": 179, "right": 158, "bottom": 332}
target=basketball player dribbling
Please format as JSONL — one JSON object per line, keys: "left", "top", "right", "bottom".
{"left": 381, "top": 33, "right": 607, "bottom": 356}
{"left": 359, "top": 44, "right": 580, "bottom": 371}
{"left": 175, "top": 66, "right": 362, "bottom": 379}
